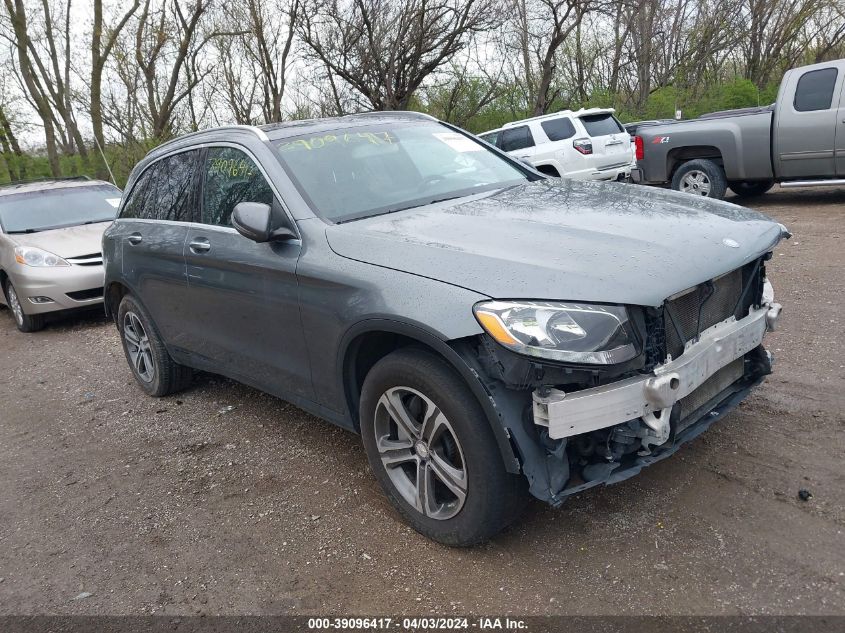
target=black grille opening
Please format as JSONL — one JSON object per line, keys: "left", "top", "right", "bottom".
{"left": 66, "top": 288, "right": 103, "bottom": 301}
{"left": 67, "top": 253, "right": 103, "bottom": 266}
{"left": 678, "top": 357, "right": 744, "bottom": 429}
{"left": 662, "top": 259, "right": 763, "bottom": 360}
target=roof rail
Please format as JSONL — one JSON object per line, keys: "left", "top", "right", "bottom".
{"left": 347, "top": 111, "right": 438, "bottom": 122}
{"left": 154, "top": 124, "right": 270, "bottom": 152}
{"left": 0, "top": 175, "right": 91, "bottom": 189}
{"left": 502, "top": 107, "right": 616, "bottom": 128}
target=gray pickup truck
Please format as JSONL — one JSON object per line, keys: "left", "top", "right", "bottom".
{"left": 632, "top": 59, "right": 845, "bottom": 199}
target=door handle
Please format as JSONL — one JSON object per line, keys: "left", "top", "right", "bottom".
{"left": 189, "top": 238, "right": 211, "bottom": 253}
{"left": 127, "top": 233, "right": 142, "bottom": 245}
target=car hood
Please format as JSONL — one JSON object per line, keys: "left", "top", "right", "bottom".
{"left": 8, "top": 221, "right": 111, "bottom": 258}
{"left": 325, "top": 180, "right": 785, "bottom": 306}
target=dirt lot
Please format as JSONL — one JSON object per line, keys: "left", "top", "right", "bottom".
{"left": 0, "top": 187, "right": 843, "bottom": 616}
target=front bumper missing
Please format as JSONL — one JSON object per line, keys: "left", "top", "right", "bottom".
{"left": 532, "top": 302, "right": 782, "bottom": 440}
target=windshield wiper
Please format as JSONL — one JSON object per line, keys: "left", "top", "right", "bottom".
{"left": 336, "top": 196, "right": 462, "bottom": 224}
{"left": 8, "top": 219, "right": 111, "bottom": 233}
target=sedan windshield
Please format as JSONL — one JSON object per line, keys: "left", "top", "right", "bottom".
{"left": 0, "top": 184, "right": 122, "bottom": 233}
{"left": 273, "top": 122, "right": 528, "bottom": 223}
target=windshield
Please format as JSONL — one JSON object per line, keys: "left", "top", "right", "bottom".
{"left": 0, "top": 184, "right": 122, "bottom": 233}
{"left": 273, "top": 122, "right": 527, "bottom": 223}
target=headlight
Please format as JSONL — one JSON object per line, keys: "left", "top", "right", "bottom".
{"left": 14, "top": 246, "right": 70, "bottom": 267}
{"left": 473, "top": 300, "right": 638, "bottom": 364}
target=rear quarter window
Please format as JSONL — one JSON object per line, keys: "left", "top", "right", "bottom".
{"left": 541, "top": 118, "right": 576, "bottom": 141}
{"left": 120, "top": 150, "right": 199, "bottom": 221}
{"left": 794, "top": 67, "right": 838, "bottom": 112}
{"left": 499, "top": 126, "right": 535, "bottom": 152}
{"left": 580, "top": 114, "right": 625, "bottom": 137}
{"left": 119, "top": 165, "right": 158, "bottom": 220}
{"left": 479, "top": 131, "right": 499, "bottom": 145}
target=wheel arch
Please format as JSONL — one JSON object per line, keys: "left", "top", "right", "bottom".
{"left": 534, "top": 163, "right": 561, "bottom": 178}
{"left": 104, "top": 280, "right": 131, "bottom": 322}
{"left": 339, "top": 319, "right": 521, "bottom": 474}
{"left": 667, "top": 145, "right": 724, "bottom": 180}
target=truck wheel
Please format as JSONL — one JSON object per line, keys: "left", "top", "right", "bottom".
{"left": 3, "top": 280, "right": 45, "bottom": 333}
{"left": 359, "top": 348, "right": 528, "bottom": 546}
{"left": 729, "top": 180, "right": 774, "bottom": 198}
{"left": 671, "top": 159, "right": 727, "bottom": 200}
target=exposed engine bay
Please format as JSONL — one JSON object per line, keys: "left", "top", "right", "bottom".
{"left": 456, "top": 254, "right": 782, "bottom": 505}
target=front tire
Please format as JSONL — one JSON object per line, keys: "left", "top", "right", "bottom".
{"left": 117, "top": 294, "right": 192, "bottom": 397}
{"left": 729, "top": 180, "right": 774, "bottom": 198}
{"left": 671, "top": 159, "right": 727, "bottom": 199}
{"left": 360, "top": 348, "right": 528, "bottom": 546}
{"left": 3, "top": 280, "right": 45, "bottom": 332}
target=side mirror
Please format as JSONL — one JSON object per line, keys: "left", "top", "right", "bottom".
{"left": 232, "top": 202, "right": 296, "bottom": 243}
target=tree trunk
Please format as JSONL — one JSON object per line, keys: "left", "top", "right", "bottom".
{"left": 0, "top": 106, "right": 25, "bottom": 180}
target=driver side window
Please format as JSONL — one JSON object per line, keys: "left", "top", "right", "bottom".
{"left": 202, "top": 147, "right": 274, "bottom": 226}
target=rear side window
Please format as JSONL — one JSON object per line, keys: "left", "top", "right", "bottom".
{"left": 499, "top": 126, "right": 535, "bottom": 152}
{"left": 794, "top": 68, "right": 838, "bottom": 112}
{"left": 579, "top": 114, "right": 625, "bottom": 137}
{"left": 541, "top": 117, "right": 576, "bottom": 141}
{"left": 120, "top": 150, "right": 199, "bottom": 221}
{"left": 156, "top": 151, "right": 198, "bottom": 222}
{"left": 120, "top": 165, "right": 159, "bottom": 220}
{"left": 202, "top": 147, "right": 274, "bottom": 226}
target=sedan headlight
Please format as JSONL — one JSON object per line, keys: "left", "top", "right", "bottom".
{"left": 14, "top": 246, "right": 70, "bottom": 267}
{"left": 473, "top": 300, "right": 638, "bottom": 364}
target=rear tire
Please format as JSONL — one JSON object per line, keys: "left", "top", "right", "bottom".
{"left": 117, "top": 294, "right": 193, "bottom": 397}
{"left": 671, "top": 159, "right": 727, "bottom": 200}
{"left": 360, "top": 348, "right": 528, "bottom": 546}
{"left": 3, "top": 280, "right": 45, "bottom": 333}
{"left": 729, "top": 180, "right": 774, "bottom": 198}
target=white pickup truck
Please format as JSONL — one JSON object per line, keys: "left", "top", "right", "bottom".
{"left": 632, "top": 59, "right": 845, "bottom": 199}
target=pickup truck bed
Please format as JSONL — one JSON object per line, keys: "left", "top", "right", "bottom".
{"left": 632, "top": 58, "right": 845, "bottom": 199}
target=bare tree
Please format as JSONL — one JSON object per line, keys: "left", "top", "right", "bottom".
{"left": 509, "top": 0, "right": 594, "bottom": 115}
{"left": 0, "top": 102, "right": 25, "bottom": 180}
{"left": 2, "top": 0, "right": 63, "bottom": 174}
{"left": 213, "top": 0, "right": 300, "bottom": 124}
{"left": 741, "top": 0, "right": 825, "bottom": 87}
{"left": 134, "top": 0, "right": 213, "bottom": 139}
{"left": 91, "top": 0, "right": 141, "bottom": 175}
{"left": 422, "top": 35, "right": 506, "bottom": 127}
{"left": 299, "top": 0, "right": 499, "bottom": 111}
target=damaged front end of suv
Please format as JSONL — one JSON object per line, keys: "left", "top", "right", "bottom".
{"left": 454, "top": 251, "right": 785, "bottom": 505}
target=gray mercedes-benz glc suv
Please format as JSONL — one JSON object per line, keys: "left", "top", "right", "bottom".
{"left": 103, "top": 112, "right": 787, "bottom": 546}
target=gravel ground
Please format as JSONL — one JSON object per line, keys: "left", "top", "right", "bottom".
{"left": 0, "top": 186, "right": 843, "bottom": 616}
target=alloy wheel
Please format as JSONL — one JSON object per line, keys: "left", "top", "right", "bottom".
{"left": 373, "top": 386, "right": 467, "bottom": 520}
{"left": 7, "top": 284, "right": 24, "bottom": 326}
{"left": 123, "top": 311, "right": 155, "bottom": 383}
{"left": 679, "top": 170, "right": 712, "bottom": 196}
